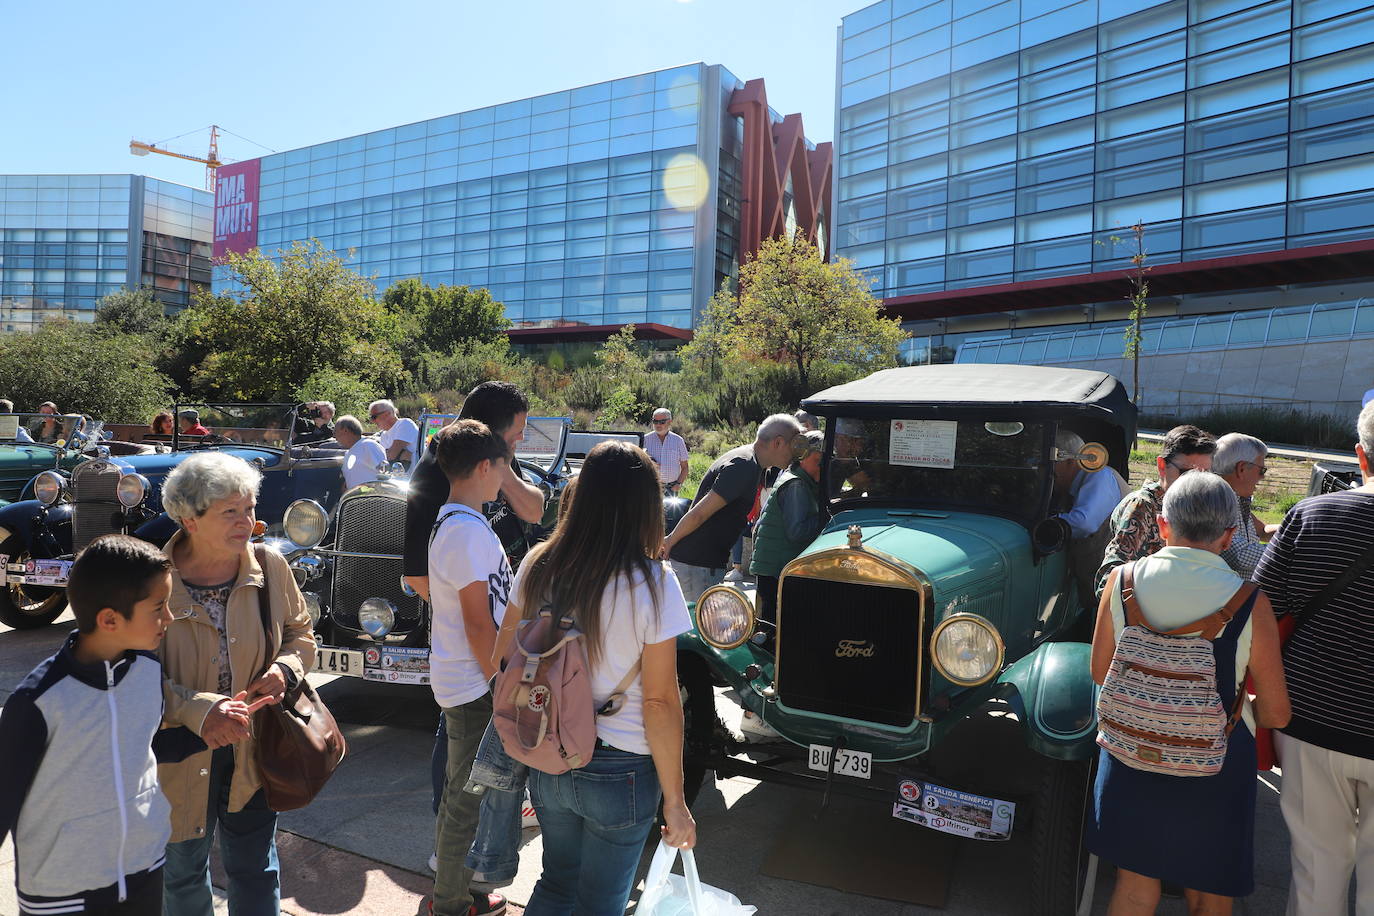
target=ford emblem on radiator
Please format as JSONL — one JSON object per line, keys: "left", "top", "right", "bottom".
{"left": 835, "top": 639, "right": 876, "bottom": 658}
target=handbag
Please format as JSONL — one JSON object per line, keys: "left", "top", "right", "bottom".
{"left": 638, "top": 841, "right": 756, "bottom": 916}
{"left": 251, "top": 545, "right": 347, "bottom": 811}
{"left": 1253, "top": 533, "right": 1374, "bottom": 770}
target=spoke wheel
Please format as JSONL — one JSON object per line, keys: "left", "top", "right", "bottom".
{"left": 0, "top": 534, "right": 67, "bottom": 629}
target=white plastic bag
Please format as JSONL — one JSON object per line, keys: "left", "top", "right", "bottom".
{"left": 638, "top": 841, "right": 757, "bottom": 916}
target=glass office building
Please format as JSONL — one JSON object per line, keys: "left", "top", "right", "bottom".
{"left": 216, "top": 64, "right": 829, "bottom": 341}
{"left": 833, "top": 0, "right": 1374, "bottom": 407}
{"left": 0, "top": 174, "right": 212, "bottom": 334}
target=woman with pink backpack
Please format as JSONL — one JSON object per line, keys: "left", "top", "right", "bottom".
{"left": 1089, "top": 471, "right": 1290, "bottom": 915}
{"left": 492, "top": 440, "right": 697, "bottom": 915}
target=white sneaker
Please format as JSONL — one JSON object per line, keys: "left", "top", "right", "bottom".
{"left": 522, "top": 792, "right": 539, "bottom": 829}
{"left": 428, "top": 852, "right": 438, "bottom": 873}
{"left": 740, "top": 709, "right": 780, "bottom": 741}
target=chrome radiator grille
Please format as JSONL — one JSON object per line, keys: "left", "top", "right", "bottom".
{"left": 331, "top": 493, "right": 421, "bottom": 632}
{"left": 71, "top": 460, "right": 124, "bottom": 551}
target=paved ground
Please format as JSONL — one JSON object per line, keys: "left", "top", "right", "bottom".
{"left": 2, "top": 611, "right": 1296, "bottom": 914}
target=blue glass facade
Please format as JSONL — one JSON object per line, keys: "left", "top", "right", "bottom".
{"left": 224, "top": 64, "right": 770, "bottom": 332}
{"left": 0, "top": 174, "right": 212, "bottom": 333}
{"left": 834, "top": 0, "right": 1374, "bottom": 298}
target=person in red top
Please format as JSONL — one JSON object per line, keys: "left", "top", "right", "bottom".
{"left": 177, "top": 410, "right": 210, "bottom": 437}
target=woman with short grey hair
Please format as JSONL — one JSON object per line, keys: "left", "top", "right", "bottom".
{"left": 157, "top": 452, "right": 317, "bottom": 916}
{"left": 1088, "top": 470, "right": 1289, "bottom": 913}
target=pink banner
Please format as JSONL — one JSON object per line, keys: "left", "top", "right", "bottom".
{"left": 213, "top": 158, "right": 261, "bottom": 258}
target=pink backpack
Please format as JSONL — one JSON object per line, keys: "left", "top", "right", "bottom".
{"left": 492, "top": 608, "right": 641, "bottom": 774}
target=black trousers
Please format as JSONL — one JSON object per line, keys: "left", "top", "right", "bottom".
{"left": 18, "top": 866, "right": 163, "bottom": 915}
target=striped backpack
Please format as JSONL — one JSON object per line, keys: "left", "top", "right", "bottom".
{"left": 1096, "top": 562, "right": 1256, "bottom": 777}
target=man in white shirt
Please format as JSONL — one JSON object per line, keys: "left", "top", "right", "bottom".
{"left": 369, "top": 399, "right": 419, "bottom": 467}
{"left": 334, "top": 415, "right": 387, "bottom": 489}
{"left": 643, "top": 407, "right": 690, "bottom": 494}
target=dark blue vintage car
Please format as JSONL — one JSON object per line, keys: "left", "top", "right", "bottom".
{"left": 0, "top": 404, "right": 346, "bottom": 629}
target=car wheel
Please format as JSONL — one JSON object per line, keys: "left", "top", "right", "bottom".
{"left": 678, "top": 652, "right": 724, "bottom": 808}
{"left": 0, "top": 533, "right": 67, "bottom": 629}
{"left": 1029, "top": 755, "right": 1097, "bottom": 916}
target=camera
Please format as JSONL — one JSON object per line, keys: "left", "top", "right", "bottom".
{"left": 303, "top": 406, "right": 322, "bottom": 420}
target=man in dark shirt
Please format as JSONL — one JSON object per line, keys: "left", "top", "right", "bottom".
{"left": 662, "top": 413, "right": 801, "bottom": 603}
{"left": 293, "top": 401, "right": 337, "bottom": 445}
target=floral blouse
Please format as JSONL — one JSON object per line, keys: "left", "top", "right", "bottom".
{"left": 185, "top": 580, "right": 235, "bottom": 695}
{"left": 1095, "top": 480, "right": 1165, "bottom": 599}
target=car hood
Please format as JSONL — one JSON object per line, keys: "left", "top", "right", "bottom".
{"left": 0, "top": 444, "right": 61, "bottom": 468}
{"left": 110, "top": 446, "right": 284, "bottom": 475}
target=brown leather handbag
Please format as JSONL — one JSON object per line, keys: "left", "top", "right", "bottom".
{"left": 251, "top": 546, "right": 347, "bottom": 811}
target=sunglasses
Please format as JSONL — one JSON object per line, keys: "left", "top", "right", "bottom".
{"left": 369, "top": 411, "right": 387, "bottom": 420}
{"left": 1244, "top": 460, "right": 1268, "bottom": 478}
{"left": 652, "top": 419, "right": 670, "bottom": 425}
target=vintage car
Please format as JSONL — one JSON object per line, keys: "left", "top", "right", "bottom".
{"left": 1308, "top": 458, "right": 1361, "bottom": 495}
{"left": 677, "top": 364, "right": 1137, "bottom": 916}
{"left": 0, "top": 414, "right": 122, "bottom": 507}
{"left": 0, "top": 404, "right": 345, "bottom": 629}
{"left": 273, "top": 416, "right": 578, "bottom": 684}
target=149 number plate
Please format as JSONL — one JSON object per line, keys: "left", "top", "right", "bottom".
{"left": 808, "top": 744, "right": 873, "bottom": 779}
{"left": 313, "top": 648, "right": 364, "bottom": 677}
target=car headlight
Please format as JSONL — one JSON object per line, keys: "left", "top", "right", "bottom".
{"left": 931, "top": 613, "right": 1004, "bottom": 687}
{"left": 283, "top": 499, "right": 328, "bottom": 550}
{"left": 116, "top": 474, "right": 149, "bottom": 509}
{"left": 302, "top": 591, "right": 322, "bottom": 625}
{"left": 695, "top": 585, "right": 755, "bottom": 650}
{"left": 34, "top": 471, "right": 66, "bottom": 506}
{"left": 358, "top": 598, "right": 396, "bottom": 638}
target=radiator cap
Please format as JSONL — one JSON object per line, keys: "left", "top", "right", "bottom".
{"left": 846, "top": 525, "right": 863, "bottom": 549}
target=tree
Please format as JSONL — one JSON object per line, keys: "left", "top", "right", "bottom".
{"left": 168, "top": 241, "right": 403, "bottom": 401}
{"left": 1119, "top": 223, "right": 1151, "bottom": 405}
{"left": 94, "top": 287, "right": 167, "bottom": 337}
{"left": 0, "top": 320, "right": 171, "bottom": 422}
{"left": 591, "top": 324, "right": 650, "bottom": 427}
{"left": 382, "top": 278, "right": 510, "bottom": 359}
{"left": 714, "top": 237, "right": 906, "bottom": 394}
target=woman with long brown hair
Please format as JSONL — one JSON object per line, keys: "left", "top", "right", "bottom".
{"left": 494, "top": 440, "right": 696, "bottom": 915}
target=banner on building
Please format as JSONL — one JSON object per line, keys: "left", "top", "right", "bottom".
{"left": 213, "top": 159, "right": 261, "bottom": 258}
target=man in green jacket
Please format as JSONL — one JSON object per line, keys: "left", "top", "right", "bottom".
{"left": 750, "top": 430, "right": 825, "bottom": 633}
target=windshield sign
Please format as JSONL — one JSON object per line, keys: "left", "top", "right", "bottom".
{"left": 0, "top": 414, "right": 82, "bottom": 447}
{"left": 828, "top": 418, "right": 1047, "bottom": 515}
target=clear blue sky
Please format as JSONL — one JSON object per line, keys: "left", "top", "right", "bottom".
{"left": 5, "top": 0, "right": 863, "bottom": 190}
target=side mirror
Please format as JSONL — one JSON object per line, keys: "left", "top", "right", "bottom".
{"left": 1077, "top": 442, "right": 1109, "bottom": 472}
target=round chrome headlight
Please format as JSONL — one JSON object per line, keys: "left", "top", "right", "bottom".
{"left": 931, "top": 613, "right": 1004, "bottom": 687}
{"left": 116, "top": 473, "right": 149, "bottom": 509}
{"left": 358, "top": 598, "right": 396, "bottom": 638}
{"left": 34, "top": 471, "right": 65, "bottom": 506}
{"left": 695, "top": 585, "right": 755, "bottom": 650}
{"left": 302, "top": 591, "right": 322, "bottom": 625}
{"left": 283, "top": 499, "right": 328, "bottom": 550}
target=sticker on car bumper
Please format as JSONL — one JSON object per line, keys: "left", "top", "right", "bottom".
{"left": 892, "top": 778, "right": 1015, "bottom": 841}
{"left": 6, "top": 558, "right": 73, "bottom": 587}
{"left": 362, "top": 645, "right": 430, "bottom": 684}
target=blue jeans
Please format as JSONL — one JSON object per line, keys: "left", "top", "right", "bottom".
{"left": 525, "top": 746, "right": 661, "bottom": 916}
{"left": 163, "top": 747, "right": 280, "bottom": 916}
{"left": 432, "top": 713, "right": 524, "bottom": 880}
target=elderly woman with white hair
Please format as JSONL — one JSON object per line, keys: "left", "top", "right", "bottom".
{"left": 156, "top": 452, "right": 316, "bottom": 916}
{"left": 1212, "top": 432, "right": 1279, "bottom": 579}
{"left": 1090, "top": 471, "right": 1289, "bottom": 914}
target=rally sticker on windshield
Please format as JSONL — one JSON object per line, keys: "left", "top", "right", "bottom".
{"left": 892, "top": 778, "right": 1015, "bottom": 841}
{"left": 889, "top": 419, "right": 957, "bottom": 469}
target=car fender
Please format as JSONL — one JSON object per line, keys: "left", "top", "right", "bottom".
{"left": 997, "top": 640, "right": 1098, "bottom": 761}
{"left": 0, "top": 501, "right": 73, "bottom": 558}
{"left": 132, "top": 513, "right": 180, "bottom": 549}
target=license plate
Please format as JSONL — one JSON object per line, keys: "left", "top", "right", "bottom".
{"left": 892, "top": 778, "right": 1016, "bottom": 841}
{"left": 808, "top": 744, "right": 873, "bottom": 779}
{"left": 313, "top": 647, "right": 364, "bottom": 677}
{"left": 6, "top": 558, "right": 73, "bottom": 587}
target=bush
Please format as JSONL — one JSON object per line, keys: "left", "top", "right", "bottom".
{"left": 295, "top": 369, "right": 378, "bottom": 422}
{"left": 1140, "top": 406, "right": 1358, "bottom": 451}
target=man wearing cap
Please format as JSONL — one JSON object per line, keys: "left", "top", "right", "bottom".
{"left": 749, "top": 430, "right": 826, "bottom": 631}
{"left": 178, "top": 409, "right": 210, "bottom": 437}
{"left": 1051, "top": 429, "right": 1131, "bottom": 611}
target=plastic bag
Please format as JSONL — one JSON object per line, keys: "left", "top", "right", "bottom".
{"left": 638, "top": 841, "right": 757, "bottom": 916}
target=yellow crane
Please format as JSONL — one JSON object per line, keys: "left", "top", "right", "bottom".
{"left": 129, "top": 125, "right": 222, "bottom": 191}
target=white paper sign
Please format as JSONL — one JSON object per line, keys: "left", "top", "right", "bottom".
{"left": 889, "top": 420, "right": 957, "bottom": 469}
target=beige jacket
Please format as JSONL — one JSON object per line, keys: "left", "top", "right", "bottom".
{"left": 158, "top": 532, "right": 316, "bottom": 843}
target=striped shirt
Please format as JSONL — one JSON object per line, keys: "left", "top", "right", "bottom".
{"left": 1254, "top": 489, "right": 1374, "bottom": 759}
{"left": 643, "top": 430, "right": 690, "bottom": 484}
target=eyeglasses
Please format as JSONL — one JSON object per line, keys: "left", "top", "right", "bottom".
{"left": 1245, "top": 461, "right": 1269, "bottom": 478}
{"left": 369, "top": 411, "right": 386, "bottom": 421}
{"left": 652, "top": 419, "right": 669, "bottom": 425}
{"left": 1165, "top": 458, "right": 1206, "bottom": 474}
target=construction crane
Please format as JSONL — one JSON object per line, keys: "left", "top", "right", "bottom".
{"left": 130, "top": 125, "right": 223, "bottom": 191}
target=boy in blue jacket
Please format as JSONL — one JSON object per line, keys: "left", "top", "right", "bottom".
{"left": 0, "top": 534, "right": 210, "bottom": 915}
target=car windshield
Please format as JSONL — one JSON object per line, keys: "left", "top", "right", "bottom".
{"left": 826, "top": 417, "right": 1049, "bottom": 518}
{"left": 0, "top": 413, "right": 83, "bottom": 449}
{"left": 165, "top": 404, "right": 296, "bottom": 449}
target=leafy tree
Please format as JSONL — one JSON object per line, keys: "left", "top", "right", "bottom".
{"left": 294, "top": 368, "right": 377, "bottom": 422}
{"left": 710, "top": 237, "right": 906, "bottom": 393}
{"left": 94, "top": 287, "right": 167, "bottom": 337}
{"left": 0, "top": 320, "right": 171, "bottom": 422}
{"left": 591, "top": 324, "right": 650, "bottom": 426}
{"left": 1120, "top": 222, "right": 1151, "bottom": 405}
{"left": 382, "top": 278, "right": 510, "bottom": 361}
{"left": 168, "top": 241, "right": 403, "bottom": 401}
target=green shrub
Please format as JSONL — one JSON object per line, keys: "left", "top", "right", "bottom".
{"left": 1139, "top": 406, "right": 1357, "bottom": 451}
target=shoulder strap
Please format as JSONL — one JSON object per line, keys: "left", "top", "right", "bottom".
{"left": 429, "top": 509, "right": 464, "bottom": 550}
{"left": 1119, "top": 561, "right": 1145, "bottom": 628}
{"left": 1120, "top": 560, "right": 1258, "bottom": 639}
{"left": 1289, "top": 532, "right": 1374, "bottom": 638}
{"left": 596, "top": 658, "right": 644, "bottom": 718}
{"left": 253, "top": 544, "right": 277, "bottom": 678}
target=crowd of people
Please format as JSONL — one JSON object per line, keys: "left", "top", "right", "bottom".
{"left": 1, "top": 380, "right": 1372, "bottom": 916}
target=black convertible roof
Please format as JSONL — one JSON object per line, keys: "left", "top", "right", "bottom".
{"left": 803, "top": 364, "right": 1135, "bottom": 423}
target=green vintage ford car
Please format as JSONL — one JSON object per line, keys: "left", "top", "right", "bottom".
{"left": 0, "top": 414, "right": 102, "bottom": 506}
{"left": 678, "top": 364, "right": 1136, "bottom": 915}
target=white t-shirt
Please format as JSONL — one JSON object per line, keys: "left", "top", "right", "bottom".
{"left": 378, "top": 417, "right": 419, "bottom": 466}
{"left": 343, "top": 437, "right": 387, "bottom": 488}
{"left": 429, "top": 504, "right": 513, "bottom": 708}
{"left": 508, "top": 561, "right": 692, "bottom": 755}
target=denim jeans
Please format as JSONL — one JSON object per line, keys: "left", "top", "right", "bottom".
{"left": 525, "top": 746, "right": 661, "bottom": 916}
{"left": 433, "top": 695, "right": 492, "bottom": 916}
{"left": 432, "top": 714, "right": 525, "bottom": 881}
{"left": 163, "top": 747, "right": 280, "bottom": 916}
